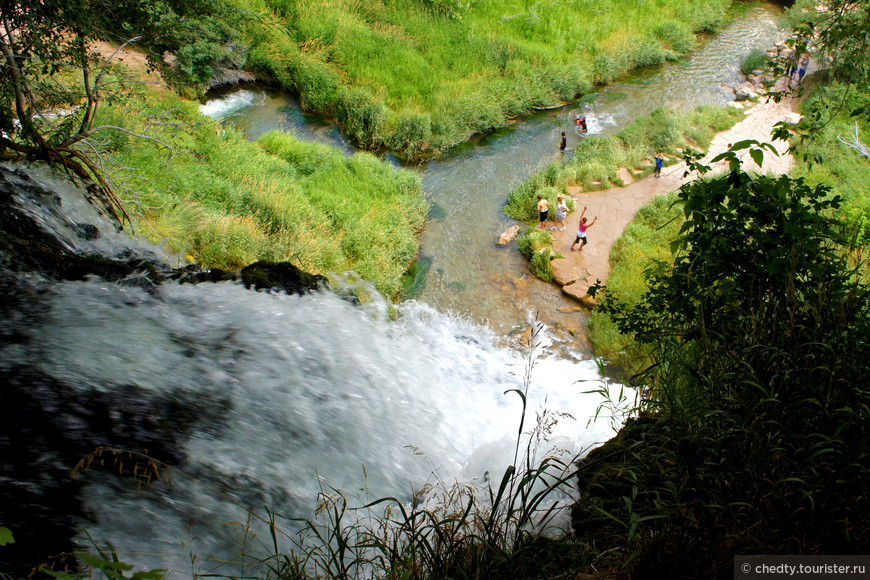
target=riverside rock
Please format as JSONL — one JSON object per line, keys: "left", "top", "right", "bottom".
{"left": 497, "top": 224, "right": 521, "bottom": 245}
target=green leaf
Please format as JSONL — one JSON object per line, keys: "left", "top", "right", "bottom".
{"left": 0, "top": 526, "right": 13, "bottom": 546}
{"left": 749, "top": 148, "right": 764, "bottom": 168}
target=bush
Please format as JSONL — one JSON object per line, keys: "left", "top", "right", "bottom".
{"left": 581, "top": 171, "right": 870, "bottom": 575}
{"left": 741, "top": 48, "right": 771, "bottom": 75}
{"left": 336, "top": 88, "right": 387, "bottom": 145}
{"left": 389, "top": 110, "right": 433, "bottom": 157}
{"left": 653, "top": 21, "right": 697, "bottom": 54}
{"left": 517, "top": 228, "right": 555, "bottom": 281}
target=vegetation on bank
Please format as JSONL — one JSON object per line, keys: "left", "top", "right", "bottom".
{"left": 578, "top": 18, "right": 870, "bottom": 569}
{"left": 579, "top": 167, "right": 870, "bottom": 576}
{"left": 788, "top": 83, "right": 870, "bottom": 223}
{"left": 241, "top": 0, "right": 732, "bottom": 158}
{"left": 585, "top": 193, "right": 683, "bottom": 378}
{"left": 102, "top": 90, "right": 427, "bottom": 298}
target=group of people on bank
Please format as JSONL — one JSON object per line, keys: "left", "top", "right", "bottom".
{"left": 537, "top": 142, "right": 667, "bottom": 254}
{"left": 536, "top": 194, "right": 597, "bottom": 252}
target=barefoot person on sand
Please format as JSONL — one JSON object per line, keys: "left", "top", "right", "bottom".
{"left": 570, "top": 207, "right": 597, "bottom": 251}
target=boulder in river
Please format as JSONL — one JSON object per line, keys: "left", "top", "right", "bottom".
{"left": 497, "top": 224, "right": 521, "bottom": 245}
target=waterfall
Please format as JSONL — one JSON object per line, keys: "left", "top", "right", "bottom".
{"left": 0, "top": 164, "right": 625, "bottom": 575}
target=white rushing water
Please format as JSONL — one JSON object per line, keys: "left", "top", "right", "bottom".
{"left": 199, "top": 90, "right": 264, "bottom": 119}
{"left": 18, "top": 278, "right": 624, "bottom": 574}
{"left": 1, "top": 163, "right": 626, "bottom": 574}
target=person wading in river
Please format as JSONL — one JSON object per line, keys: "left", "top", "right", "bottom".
{"left": 570, "top": 206, "right": 597, "bottom": 251}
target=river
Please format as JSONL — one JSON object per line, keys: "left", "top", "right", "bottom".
{"left": 203, "top": 4, "right": 784, "bottom": 340}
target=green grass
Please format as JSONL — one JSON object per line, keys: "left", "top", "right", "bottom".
{"left": 789, "top": 82, "right": 870, "bottom": 225}
{"left": 516, "top": 227, "right": 556, "bottom": 282}
{"left": 587, "top": 193, "right": 683, "bottom": 381}
{"left": 506, "top": 104, "right": 740, "bottom": 225}
{"left": 96, "top": 89, "right": 427, "bottom": 299}
{"left": 741, "top": 47, "right": 771, "bottom": 75}
{"left": 236, "top": 0, "right": 733, "bottom": 158}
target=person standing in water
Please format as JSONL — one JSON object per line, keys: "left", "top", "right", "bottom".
{"left": 559, "top": 131, "right": 567, "bottom": 152}
{"left": 570, "top": 207, "right": 597, "bottom": 251}
{"left": 537, "top": 195, "right": 550, "bottom": 230}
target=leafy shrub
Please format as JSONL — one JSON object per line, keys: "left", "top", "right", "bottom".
{"left": 582, "top": 171, "right": 870, "bottom": 575}
{"left": 336, "top": 88, "right": 387, "bottom": 144}
{"left": 593, "top": 52, "right": 627, "bottom": 85}
{"left": 530, "top": 248, "right": 554, "bottom": 281}
{"left": 741, "top": 48, "right": 771, "bottom": 75}
{"left": 627, "top": 36, "right": 670, "bottom": 69}
{"left": 517, "top": 228, "right": 555, "bottom": 281}
{"left": 653, "top": 21, "right": 697, "bottom": 54}
{"left": 389, "top": 110, "right": 433, "bottom": 157}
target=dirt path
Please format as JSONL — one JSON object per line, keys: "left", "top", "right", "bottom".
{"left": 91, "top": 41, "right": 166, "bottom": 89}
{"left": 549, "top": 96, "right": 798, "bottom": 305}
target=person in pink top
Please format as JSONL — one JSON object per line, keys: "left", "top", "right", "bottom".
{"left": 570, "top": 206, "right": 597, "bottom": 251}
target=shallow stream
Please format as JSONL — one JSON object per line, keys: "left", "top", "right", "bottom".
{"left": 203, "top": 5, "right": 784, "bottom": 338}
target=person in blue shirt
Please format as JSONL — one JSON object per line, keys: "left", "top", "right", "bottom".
{"left": 654, "top": 153, "right": 664, "bottom": 178}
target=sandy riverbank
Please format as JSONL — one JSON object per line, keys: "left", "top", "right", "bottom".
{"left": 549, "top": 94, "right": 798, "bottom": 306}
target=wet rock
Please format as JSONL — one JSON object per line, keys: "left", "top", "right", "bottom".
{"left": 0, "top": 366, "right": 231, "bottom": 577}
{"left": 240, "top": 260, "right": 327, "bottom": 295}
{"left": 497, "top": 224, "right": 521, "bottom": 245}
{"left": 562, "top": 280, "right": 598, "bottom": 308}
{"left": 735, "top": 83, "right": 758, "bottom": 101}
{"left": 73, "top": 222, "right": 100, "bottom": 241}
{"left": 550, "top": 257, "right": 581, "bottom": 286}
{"left": 169, "top": 264, "right": 238, "bottom": 285}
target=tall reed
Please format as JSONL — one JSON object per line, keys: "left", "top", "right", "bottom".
{"left": 99, "top": 89, "right": 427, "bottom": 298}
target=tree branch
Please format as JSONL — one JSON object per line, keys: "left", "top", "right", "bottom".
{"left": 0, "top": 14, "right": 47, "bottom": 152}
{"left": 837, "top": 123, "right": 870, "bottom": 160}
{"left": 60, "top": 125, "right": 175, "bottom": 155}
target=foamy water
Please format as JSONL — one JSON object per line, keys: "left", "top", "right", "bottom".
{"left": 199, "top": 90, "right": 262, "bottom": 119}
